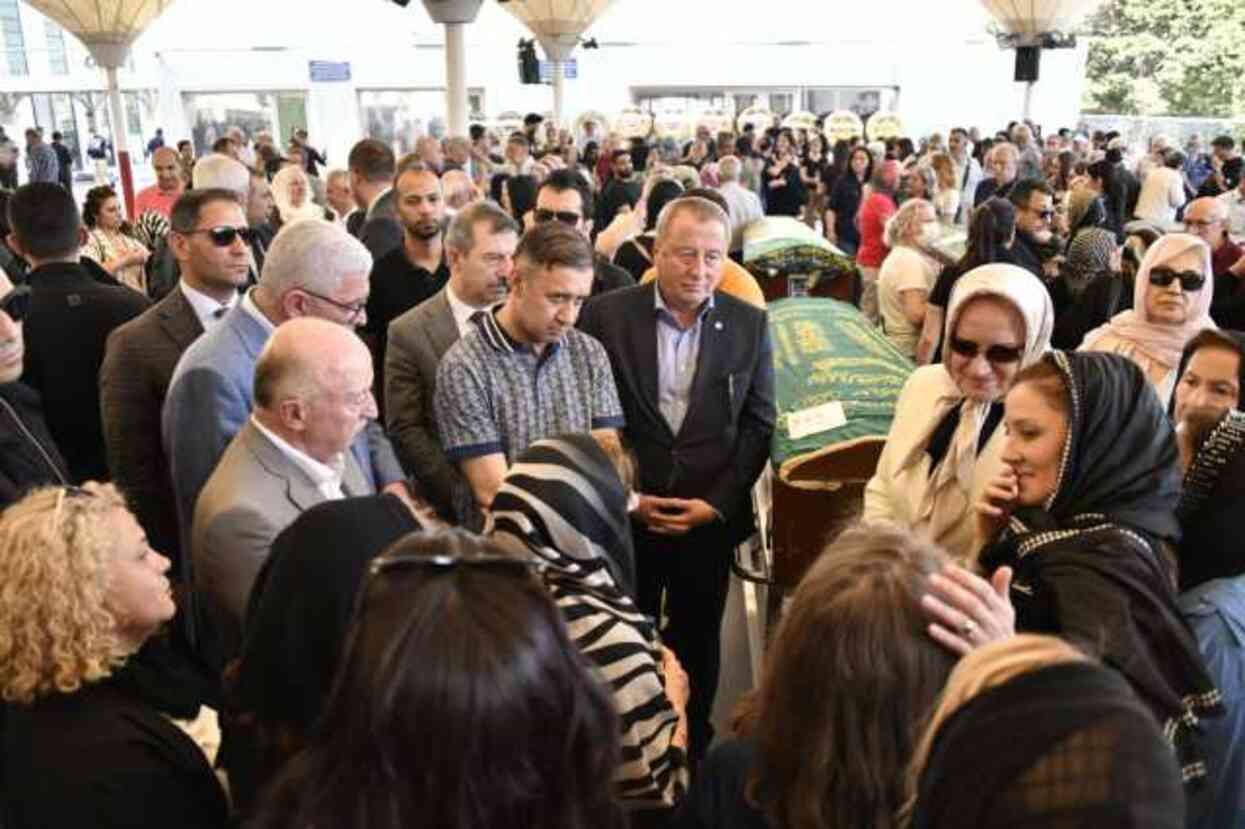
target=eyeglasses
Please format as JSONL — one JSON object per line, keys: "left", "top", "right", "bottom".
{"left": 948, "top": 336, "right": 1024, "bottom": 364}
{"left": 1029, "top": 208, "right": 1055, "bottom": 220}
{"left": 1149, "top": 267, "right": 1206, "bottom": 292}
{"left": 184, "top": 225, "right": 258, "bottom": 247}
{"left": 0, "top": 285, "right": 31, "bottom": 323}
{"left": 370, "top": 552, "right": 544, "bottom": 580}
{"left": 534, "top": 208, "right": 581, "bottom": 226}
{"left": 298, "top": 288, "right": 367, "bottom": 323}
{"left": 1184, "top": 218, "right": 1221, "bottom": 230}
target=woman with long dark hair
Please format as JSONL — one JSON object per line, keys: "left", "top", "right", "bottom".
{"left": 917, "top": 197, "right": 1017, "bottom": 364}
{"left": 826, "top": 145, "right": 872, "bottom": 253}
{"left": 251, "top": 529, "right": 624, "bottom": 829}
{"left": 81, "top": 185, "right": 149, "bottom": 293}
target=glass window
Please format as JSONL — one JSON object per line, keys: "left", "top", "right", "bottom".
{"left": 0, "top": 0, "right": 28, "bottom": 77}
{"left": 44, "top": 19, "right": 66, "bottom": 74}
{"left": 357, "top": 88, "right": 484, "bottom": 156}
{"left": 184, "top": 91, "right": 284, "bottom": 155}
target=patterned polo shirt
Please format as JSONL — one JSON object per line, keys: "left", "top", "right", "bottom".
{"left": 434, "top": 308, "right": 625, "bottom": 463}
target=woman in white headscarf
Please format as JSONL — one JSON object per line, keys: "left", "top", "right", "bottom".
{"left": 1080, "top": 232, "right": 1215, "bottom": 407}
{"left": 864, "top": 264, "right": 1054, "bottom": 559}
{"left": 271, "top": 165, "right": 329, "bottom": 227}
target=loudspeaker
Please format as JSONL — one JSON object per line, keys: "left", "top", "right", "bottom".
{"left": 1014, "top": 46, "right": 1041, "bottom": 83}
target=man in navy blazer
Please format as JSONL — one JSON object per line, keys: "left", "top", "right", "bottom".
{"left": 578, "top": 196, "right": 775, "bottom": 759}
{"left": 163, "top": 220, "right": 408, "bottom": 599}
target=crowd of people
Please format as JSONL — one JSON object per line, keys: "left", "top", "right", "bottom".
{"left": 0, "top": 107, "right": 1242, "bottom": 828}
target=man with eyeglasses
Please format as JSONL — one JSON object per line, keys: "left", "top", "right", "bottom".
{"left": 192, "top": 317, "right": 379, "bottom": 665}
{"left": 0, "top": 265, "right": 71, "bottom": 509}
{"left": 535, "top": 169, "right": 633, "bottom": 296}
{"left": 6, "top": 183, "right": 149, "bottom": 484}
{"left": 1185, "top": 198, "right": 1245, "bottom": 329}
{"left": 433, "top": 220, "right": 624, "bottom": 525}
{"left": 101, "top": 188, "right": 250, "bottom": 572}
{"left": 164, "top": 220, "right": 411, "bottom": 618}
{"left": 362, "top": 157, "right": 448, "bottom": 394}
{"left": 1006, "top": 178, "right": 1058, "bottom": 280}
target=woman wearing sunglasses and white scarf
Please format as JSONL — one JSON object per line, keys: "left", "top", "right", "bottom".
{"left": 865, "top": 264, "right": 1054, "bottom": 560}
{"left": 1080, "top": 233, "right": 1216, "bottom": 408}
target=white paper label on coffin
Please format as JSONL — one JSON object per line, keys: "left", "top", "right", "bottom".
{"left": 787, "top": 401, "right": 848, "bottom": 440}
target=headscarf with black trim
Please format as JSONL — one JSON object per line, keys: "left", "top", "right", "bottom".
{"left": 981, "top": 350, "right": 1221, "bottom": 784}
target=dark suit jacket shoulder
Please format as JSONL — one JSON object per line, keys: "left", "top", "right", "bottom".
{"left": 579, "top": 283, "right": 775, "bottom": 543}
{"left": 22, "top": 261, "right": 150, "bottom": 483}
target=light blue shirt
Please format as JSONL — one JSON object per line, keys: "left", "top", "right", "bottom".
{"left": 655, "top": 286, "right": 714, "bottom": 435}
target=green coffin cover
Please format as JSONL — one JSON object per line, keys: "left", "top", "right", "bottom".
{"left": 769, "top": 297, "right": 914, "bottom": 478}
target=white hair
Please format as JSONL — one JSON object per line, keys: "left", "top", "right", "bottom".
{"left": 884, "top": 198, "right": 933, "bottom": 248}
{"left": 192, "top": 153, "right": 250, "bottom": 200}
{"left": 260, "top": 219, "right": 373, "bottom": 297}
{"left": 717, "top": 155, "right": 741, "bottom": 182}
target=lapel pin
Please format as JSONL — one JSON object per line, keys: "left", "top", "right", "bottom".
{"left": 714, "top": 321, "right": 724, "bottom": 330}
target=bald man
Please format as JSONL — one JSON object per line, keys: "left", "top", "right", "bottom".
{"left": 191, "top": 317, "right": 379, "bottom": 664}
{"left": 134, "top": 146, "right": 186, "bottom": 220}
{"left": 1186, "top": 197, "right": 1245, "bottom": 329}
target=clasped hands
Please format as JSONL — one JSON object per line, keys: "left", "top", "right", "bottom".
{"left": 632, "top": 494, "right": 718, "bottom": 536}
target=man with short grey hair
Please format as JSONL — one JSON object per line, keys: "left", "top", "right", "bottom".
{"left": 715, "top": 155, "right": 763, "bottom": 255}
{"left": 164, "top": 219, "right": 409, "bottom": 579}
{"left": 974, "top": 142, "right": 1019, "bottom": 206}
{"left": 386, "top": 200, "right": 520, "bottom": 522}
{"left": 578, "top": 195, "right": 775, "bottom": 759}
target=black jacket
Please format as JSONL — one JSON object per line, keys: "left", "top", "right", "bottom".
{"left": 0, "top": 381, "right": 69, "bottom": 506}
{"left": 578, "top": 283, "right": 776, "bottom": 544}
{"left": 593, "top": 254, "right": 635, "bottom": 297}
{"left": 2, "top": 662, "right": 228, "bottom": 829}
{"left": 20, "top": 260, "right": 150, "bottom": 482}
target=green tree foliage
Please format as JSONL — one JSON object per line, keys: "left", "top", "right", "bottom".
{"left": 1082, "top": 0, "right": 1245, "bottom": 116}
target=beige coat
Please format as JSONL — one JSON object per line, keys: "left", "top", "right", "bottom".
{"left": 863, "top": 364, "right": 1006, "bottom": 559}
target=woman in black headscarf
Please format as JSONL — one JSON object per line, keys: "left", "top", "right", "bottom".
{"left": 1168, "top": 330, "right": 1245, "bottom": 591}
{"left": 219, "top": 494, "right": 420, "bottom": 815}
{"left": 489, "top": 434, "right": 689, "bottom": 812}
{"left": 905, "top": 635, "right": 1185, "bottom": 828}
{"left": 975, "top": 350, "right": 1221, "bottom": 785}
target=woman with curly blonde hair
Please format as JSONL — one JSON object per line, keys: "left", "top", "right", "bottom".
{"left": 0, "top": 484, "right": 228, "bottom": 828}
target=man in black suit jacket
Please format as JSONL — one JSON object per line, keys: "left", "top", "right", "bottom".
{"left": 578, "top": 196, "right": 775, "bottom": 759}
{"left": 9, "top": 183, "right": 150, "bottom": 483}
{"left": 101, "top": 189, "right": 250, "bottom": 568}
{"left": 348, "top": 138, "right": 402, "bottom": 261}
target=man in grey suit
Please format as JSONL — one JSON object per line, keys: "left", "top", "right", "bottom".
{"left": 101, "top": 188, "right": 250, "bottom": 568}
{"left": 348, "top": 138, "right": 402, "bottom": 261}
{"left": 163, "top": 219, "right": 411, "bottom": 588}
{"left": 384, "top": 201, "right": 519, "bottom": 522}
{"left": 193, "top": 318, "right": 377, "bottom": 657}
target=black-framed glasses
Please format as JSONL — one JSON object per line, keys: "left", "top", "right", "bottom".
{"left": 534, "top": 208, "right": 581, "bottom": 226}
{"left": 1031, "top": 208, "right": 1055, "bottom": 221}
{"left": 948, "top": 336, "right": 1024, "bottom": 365}
{"left": 0, "top": 284, "right": 31, "bottom": 323}
{"left": 1149, "top": 267, "right": 1206, "bottom": 292}
{"left": 184, "top": 225, "right": 258, "bottom": 247}
{"left": 298, "top": 288, "right": 367, "bottom": 323}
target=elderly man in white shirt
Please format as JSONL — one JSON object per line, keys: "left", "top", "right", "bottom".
{"left": 192, "top": 317, "right": 378, "bottom": 655}
{"left": 1217, "top": 175, "right": 1245, "bottom": 240}
{"left": 715, "top": 155, "right": 764, "bottom": 254}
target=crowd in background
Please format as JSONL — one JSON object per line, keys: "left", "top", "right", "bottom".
{"left": 0, "top": 105, "right": 1243, "bottom": 829}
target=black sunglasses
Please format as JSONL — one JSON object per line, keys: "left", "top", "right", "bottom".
{"left": 534, "top": 208, "right": 581, "bottom": 226}
{"left": 948, "top": 336, "right": 1024, "bottom": 365}
{"left": 1149, "top": 266, "right": 1205, "bottom": 292}
{"left": 0, "top": 285, "right": 31, "bottom": 323}
{"left": 185, "top": 225, "right": 258, "bottom": 247}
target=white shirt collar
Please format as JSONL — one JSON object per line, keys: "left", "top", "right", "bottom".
{"left": 445, "top": 283, "right": 493, "bottom": 338}
{"left": 240, "top": 287, "right": 277, "bottom": 334}
{"left": 179, "top": 281, "right": 236, "bottom": 330}
{"left": 250, "top": 415, "right": 345, "bottom": 500}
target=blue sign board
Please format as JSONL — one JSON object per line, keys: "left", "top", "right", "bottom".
{"left": 539, "top": 59, "right": 578, "bottom": 82}
{"left": 309, "top": 61, "right": 352, "bottom": 83}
